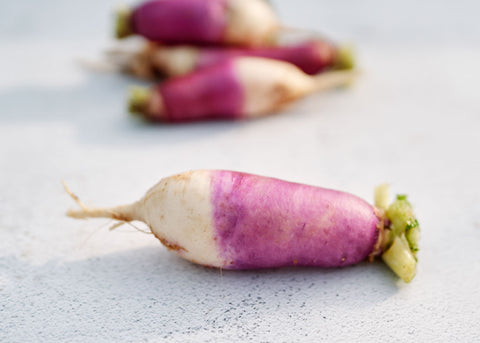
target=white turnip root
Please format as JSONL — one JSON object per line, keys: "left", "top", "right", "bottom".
{"left": 66, "top": 170, "right": 419, "bottom": 282}
{"left": 128, "top": 57, "right": 356, "bottom": 122}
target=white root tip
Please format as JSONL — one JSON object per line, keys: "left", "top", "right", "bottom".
{"left": 63, "top": 181, "right": 142, "bottom": 222}
{"left": 66, "top": 207, "right": 121, "bottom": 220}
{"left": 76, "top": 57, "right": 122, "bottom": 73}
{"left": 63, "top": 181, "right": 88, "bottom": 211}
{"left": 312, "top": 70, "right": 359, "bottom": 92}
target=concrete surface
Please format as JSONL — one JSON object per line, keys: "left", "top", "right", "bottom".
{"left": 1, "top": 0, "right": 479, "bottom": 342}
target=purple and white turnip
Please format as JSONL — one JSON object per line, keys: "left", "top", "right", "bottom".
{"left": 128, "top": 57, "right": 355, "bottom": 122}
{"left": 108, "top": 39, "right": 354, "bottom": 79}
{"left": 66, "top": 170, "right": 420, "bottom": 282}
{"left": 115, "top": 0, "right": 278, "bottom": 46}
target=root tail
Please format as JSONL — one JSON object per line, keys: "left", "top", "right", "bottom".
{"left": 104, "top": 42, "right": 156, "bottom": 79}
{"left": 312, "top": 69, "right": 358, "bottom": 92}
{"left": 63, "top": 181, "right": 142, "bottom": 222}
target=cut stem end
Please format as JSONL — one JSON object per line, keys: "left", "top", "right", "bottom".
{"left": 376, "top": 189, "right": 420, "bottom": 283}
{"left": 374, "top": 183, "right": 390, "bottom": 211}
{"left": 333, "top": 45, "right": 355, "bottom": 70}
{"left": 382, "top": 236, "right": 417, "bottom": 283}
{"left": 128, "top": 86, "right": 151, "bottom": 115}
{"left": 115, "top": 6, "right": 133, "bottom": 39}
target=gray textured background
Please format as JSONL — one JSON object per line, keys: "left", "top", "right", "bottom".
{"left": 1, "top": 1, "right": 479, "bottom": 342}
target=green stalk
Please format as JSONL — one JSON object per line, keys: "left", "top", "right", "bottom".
{"left": 382, "top": 235, "right": 417, "bottom": 283}
{"left": 332, "top": 45, "right": 355, "bottom": 70}
{"left": 128, "top": 86, "right": 151, "bottom": 115}
{"left": 378, "top": 192, "right": 420, "bottom": 283}
{"left": 115, "top": 6, "right": 133, "bottom": 39}
{"left": 374, "top": 183, "right": 390, "bottom": 211}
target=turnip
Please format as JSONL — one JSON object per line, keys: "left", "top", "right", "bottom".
{"left": 128, "top": 57, "right": 356, "bottom": 122}
{"left": 65, "top": 170, "right": 420, "bottom": 282}
{"left": 115, "top": 0, "right": 278, "bottom": 46}
{"left": 108, "top": 39, "right": 354, "bottom": 79}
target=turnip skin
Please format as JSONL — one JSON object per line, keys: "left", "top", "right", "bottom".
{"left": 139, "top": 170, "right": 221, "bottom": 267}
{"left": 158, "top": 59, "right": 244, "bottom": 121}
{"left": 66, "top": 170, "right": 419, "bottom": 282}
{"left": 196, "top": 40, "right": 337, "bottom": 76}
{"left": 122, "top": 39, "right": 347, "bottom": 78}
{"left": 106, "top": 38, "right": 355, "bottom": 80}
{"left": 117, "top": 0, "right": 278, "bottom": 46}
{"left": 128, "top": 57, "right": 355, "bottom": 121}
{"left": 210, "top": 171, "right": 381, "bottom": 269}
{"left": 66, "top": 170, "right": 382, "bottom": 268}
{"left": 131, "top": 0, "right": 227, "bottom": 45}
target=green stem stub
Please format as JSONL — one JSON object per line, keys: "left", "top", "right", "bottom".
{"left": 115, "top": 6, "right": 133, "bottom": 39}
{"left": 380, "top": 193, "right": 420, "bottom": 283}
{"left": 387, "top": 195, "right": 420, "bottom": 249}
{"left": 374, "top": 183, "right": 390, "bottom": 211}
{"left": 382, "top": 236, "right": 417, "bottom": 283}
{"left": 332, "top": 45, "right": 355, "bottom": 70}
{"left": 128, "top": 86, "right": 151, "bottom": 115}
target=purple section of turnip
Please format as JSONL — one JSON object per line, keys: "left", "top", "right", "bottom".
{"left": 211, "top": 171, "right": 380, "bottom": 269}
{"left": 130, "top": 0, "right": 228, "bottom": 44}
{"left": 158, "top": 60, "right": 244, "bottom": 121}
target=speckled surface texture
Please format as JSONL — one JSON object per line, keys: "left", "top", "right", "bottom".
{"left": 1, "top": 0, "right": 480, "bottom": 342}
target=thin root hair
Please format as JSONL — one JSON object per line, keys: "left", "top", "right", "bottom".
{"left": 108, "top": 220, "right": 152, "bottom": 235}
{"left": 63, "top": 181, "right": 88, "bottom": 210}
